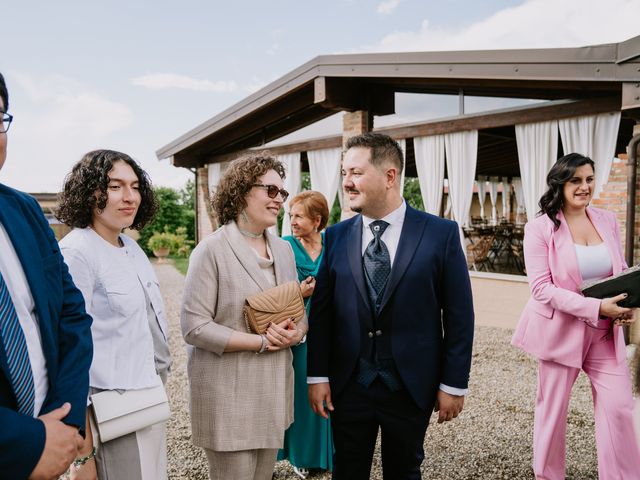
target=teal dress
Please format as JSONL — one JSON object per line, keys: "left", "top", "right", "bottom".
{"left": 278, "top": 234, "right": 334, "bottom": 471}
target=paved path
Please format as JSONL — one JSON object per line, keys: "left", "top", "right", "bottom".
{"left": 156, "top": 262, "right": 606, "bottom": 479}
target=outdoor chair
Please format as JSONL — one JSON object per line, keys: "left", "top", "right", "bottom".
{"left": 467, "top": 234, "right": 495, "bottom": 272}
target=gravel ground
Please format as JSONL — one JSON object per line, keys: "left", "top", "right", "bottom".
{"left": 156, "top": 261, "right": 631, "bottom": 480}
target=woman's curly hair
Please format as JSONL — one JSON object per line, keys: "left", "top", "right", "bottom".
{"left": 213, "top": 152, "right": 285, "bottom": 226}
{"left": 56, "top": 149, "right": 158, "bottom": 230}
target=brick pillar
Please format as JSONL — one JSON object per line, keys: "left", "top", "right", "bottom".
{"left": 340, "top": 111, "right": 373, "bottom": 219}
{"left": 591, "top": 148, "right": 640, "bottom": 343}
{"left": 591, "top": 155, "right": 628, "bottom": 248}
{"left": 196, "top": 166, "right": 216, "bottom": 242}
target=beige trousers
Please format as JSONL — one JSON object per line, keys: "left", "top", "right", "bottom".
{"left": 204, "top": 448, "right": 278, "bottom": 480}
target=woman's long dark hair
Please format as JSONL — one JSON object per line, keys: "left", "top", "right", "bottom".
{"left": 538, "top": 153, "right": 595, "bottom": 230}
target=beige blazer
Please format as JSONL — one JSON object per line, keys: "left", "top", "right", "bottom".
{"left": 181, "top": 221, "right": 306, "bottom": 451}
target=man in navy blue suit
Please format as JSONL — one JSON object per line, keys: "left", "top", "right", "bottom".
{"left": 0, "top": 72, "right": 93, "bottom": 479}
{"left": 307, "top": 132, "right": 474, "bottom": 479}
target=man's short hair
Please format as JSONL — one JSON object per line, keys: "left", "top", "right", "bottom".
{"left": 345, "top": 132, "right": 403, "bottom": 176}
{"left": 0, "top": 73, "right": 8, "bottom": 111}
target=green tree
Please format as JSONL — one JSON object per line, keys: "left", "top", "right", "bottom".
{"left": 403, "top": 177, "right": 425, "bottom": 211}
{"left": 138, "top": 183, "right": 195, "bottom": 256}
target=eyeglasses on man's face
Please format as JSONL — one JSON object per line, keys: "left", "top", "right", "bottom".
{"left": 1, "top": 112, "right": 12, "bottom": 134}
{"left": 252, "top": 184, "right": 289, "bottom": 202}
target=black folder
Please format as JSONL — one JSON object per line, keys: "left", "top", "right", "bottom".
{"left": 581, "top": 264, "right": 640, "bottom": 308}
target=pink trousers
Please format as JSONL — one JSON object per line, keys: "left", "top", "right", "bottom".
{"left": 533, "top": 326, "right": 640, "bottom": 480}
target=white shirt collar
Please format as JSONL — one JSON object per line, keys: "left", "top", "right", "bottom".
{"left": 362, "top": 199, "right": 407, "bottom": 229}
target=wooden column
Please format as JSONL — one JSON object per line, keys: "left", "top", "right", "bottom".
{"left": 196, "top": 166, "right": 216, "bottom": 241}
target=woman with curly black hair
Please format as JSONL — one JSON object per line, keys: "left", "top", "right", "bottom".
{"left": 57, "top": 150, "right": 171, "bottom": 480}
{"left": 181, "top": 152, "right": 306, "bottom": 480}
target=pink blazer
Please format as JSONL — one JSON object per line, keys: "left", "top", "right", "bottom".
{"left": 511, "top": 207, "right": 628, "bottom": 368}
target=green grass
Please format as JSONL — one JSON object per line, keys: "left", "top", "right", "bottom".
{"left": 171, "top": 256, "right": 189, "bottom": 275}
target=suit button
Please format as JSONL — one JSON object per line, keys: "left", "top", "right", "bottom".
{"left": 375, "top": 330, "right": 382, "bottom": 336}
{"left": 147, "top": 281, "right": 152, "bottom": 287}
{"left": 368, "top": 331, "right": 374, "bottom": 338}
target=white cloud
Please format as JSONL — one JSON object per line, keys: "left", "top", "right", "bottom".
{"left": 364, "top": 0, "right": 639, "bottom": 52}
{"left": 3, "top": 72, "right": 136, "bottom": 192}
{"left": 377, "top": 0, "right": 401, "bottom": 15}
{"left": 131, "top": 73, "right": 238, "bottom": 93}
{"left": 266, "top": 29, "right": 284, "bottom": 56}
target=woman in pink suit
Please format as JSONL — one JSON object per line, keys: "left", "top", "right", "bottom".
{"left": 512, "top": 153, "right": 640, "bottom": 479}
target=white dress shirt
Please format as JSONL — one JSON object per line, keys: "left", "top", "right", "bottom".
{"left": 308, "top": 200, "right": 467, "bottom": 396}
{"left": 0, "top": 224, "right": 48, "bottom": 416}
{"left": 60, "top": 228, "right": 168, "bottom": 390}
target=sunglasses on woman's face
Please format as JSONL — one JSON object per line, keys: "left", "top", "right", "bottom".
{"left": 252, "top": 184, "right": 289, "bottom": 202}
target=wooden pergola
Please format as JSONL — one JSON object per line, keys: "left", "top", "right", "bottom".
{"left": 157, "top": 35, "right": 640, "bottom": 252}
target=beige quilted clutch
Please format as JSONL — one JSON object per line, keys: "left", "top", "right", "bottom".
{"left": 243, "top": 281, "right": 304, "bottom": 334}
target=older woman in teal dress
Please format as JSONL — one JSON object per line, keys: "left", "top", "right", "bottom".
{"left": 278, "top": 191, "right": 333, "bottom": 478}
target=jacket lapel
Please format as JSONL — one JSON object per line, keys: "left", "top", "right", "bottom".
{"left": 346, "top": 215, "right": 372, "bottom": 317}
{"left": 586, "top": 207, "right": 623, "bottom": 275}
{"left": 379, "top": 205, "right": 427, "bottom": 313}
{"left": 553, "top": 209, "right": 583, "bottom": 287}
{"left": 266, "top": 230, "right": 287, "bottom": 285}
{"left": 0, "top": 194, "right": 49, "bottom": 380}
{"left": 222, "top": 221, "right": 272, "bottom": 291}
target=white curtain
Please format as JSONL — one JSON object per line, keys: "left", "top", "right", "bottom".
{"left": 277, "top": 153, "right": 302, "bottom": 237}
{"left": 414, "top": 135, "right": 445, "bottom": 215}
{"left": 502, "top": 179, "right": 510, "bottom": 222}
{"left": 398, "top": 138, "right": 407, "bottom": 192}
{"left": 207, "top": 161, "right": 229, "bottom": 195}
{"left": 476, "top": 175, "right": 487, "bottom": 219}
{"left": 308, "top": 147, "right": 342, "bottom": 222}
{"left": 444, "top": 194, "right": 452, "bottom": 218}
{"left": 444, "top": 130, "right": 478, "bottom": 245}
{"left": 515, "top": 120, "right": 558, "bottom": 223}
{"left": 558, "top": 112, "right": 621, "bottom": 199}
{"left": 488, "top": 176, "right": 500, "bottom": 223}
{"left": 512, "top": 177, "right": 526, "bottom": 223}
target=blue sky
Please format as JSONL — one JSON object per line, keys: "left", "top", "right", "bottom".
{"left": 1, "top": 0, "right": 638, "bottom": 192}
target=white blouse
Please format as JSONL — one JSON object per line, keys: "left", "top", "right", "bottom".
{"left": 574, "top": 243, "right": 613, "bottom": 282}
{"left": 60, "top": 228, "right": 169, "bottom": 390}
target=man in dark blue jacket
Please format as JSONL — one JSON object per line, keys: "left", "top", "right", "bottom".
{"left": 307, "top": 133, "right": 474, "bottom": 479}
{"left": 0, "top": 72, "right": 93, "bottom": 479}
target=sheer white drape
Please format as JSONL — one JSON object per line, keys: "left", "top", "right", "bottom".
{"left": 502, "top": 180, "right": 510, "bottom": 222}
{"left": 476, "top": 175, "right": 487, "bottom": 219}
{"left": 398, "top": 139, "right": 407, "bottom": 192}
{"left": 207, "top": 161, "right": 229, "bottom": 196}
{"left": 308, "top": 147, "right": 342, "bottom": 219}
{"left": 444, "top": 130, "right": 478, "bottom": 245}
{"left": 512, "top": 178, "right": 526, "bottom": 223}
{"left": 515, "top": 120, "right": 558, "bottom": 223}
{"left": 558, "top": 112, "right": 621, "bottom": 199}
{"left": 488, "top": 176, "right": 500, "bottom": 223}
{"left": 414, "top": 135, "right": 445, "bottom": 215}
{"left": 278, "top": 153, "right": 302, "bottom": 237}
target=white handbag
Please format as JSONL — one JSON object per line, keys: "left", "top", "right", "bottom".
{"left": 90, "top": 383, "right": 170, "bottom": 443}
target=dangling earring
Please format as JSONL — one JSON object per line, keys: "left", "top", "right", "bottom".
{"left": 314, "top": 226, "right": 318, "bottom": 233}
{"left": 241, "top": 210, "right": 251, "bottom": 225}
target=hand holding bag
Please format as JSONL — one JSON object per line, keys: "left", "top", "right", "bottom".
{"left": 90, "top": 382, "right": 171, "bottom": 443}
{"left": 243, "top": 281, "right": 305, "bottom": 334}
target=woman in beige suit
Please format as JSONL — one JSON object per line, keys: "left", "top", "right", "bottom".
{"left": 181, "top": 153, "right": 307, "bottom": 480}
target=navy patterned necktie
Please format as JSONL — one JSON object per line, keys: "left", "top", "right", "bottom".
{"left": 0, "top": 271, "right": 35, "bottom": 416}
{"left": 363, "top": 220, "right": 391, "bottom": 303}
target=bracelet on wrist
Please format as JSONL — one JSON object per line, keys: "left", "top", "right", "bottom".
{"left": 256, "top": 334, "right": 267, "bottom": 354}
{"left": 73, "top": 446, "right": 97, "bottom": 468}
